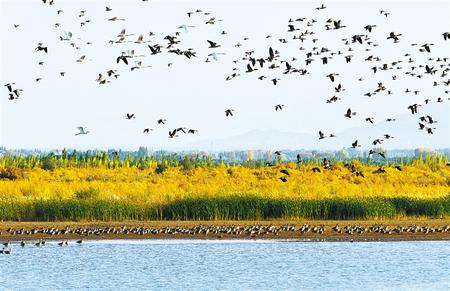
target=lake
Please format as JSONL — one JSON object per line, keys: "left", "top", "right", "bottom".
{"left": 1, "top": 240, "right": 449, "bottom": 290}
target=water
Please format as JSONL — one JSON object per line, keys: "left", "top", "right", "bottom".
{"left": 1, "top": 240, "right": 449, "bottom": 290}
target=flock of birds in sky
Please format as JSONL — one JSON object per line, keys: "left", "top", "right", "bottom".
{"left": 3, "top": 0, "right": 450, "bottom": 160}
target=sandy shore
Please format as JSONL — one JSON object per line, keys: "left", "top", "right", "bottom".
{"left": 1, "top": 219, "right": 450, "bottom": 242}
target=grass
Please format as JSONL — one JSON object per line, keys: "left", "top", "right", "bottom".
{"left": 0, "top": 151, "right": 449, "bottom": 221}
{"left": 1, "top": 195, "right": 449, "bottom": 221}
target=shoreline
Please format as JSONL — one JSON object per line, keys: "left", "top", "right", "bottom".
{"left": 1, "top": 219, "right": 450, "bottom": 242}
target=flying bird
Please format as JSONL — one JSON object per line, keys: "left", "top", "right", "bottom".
{"left": 75, "top": 127, "right": 89, "bottom": 136}
{"left": 344, "top": 108, "right": 357, "bottom": 118}
{"left": 225, "top": 109, "right": 235, "bottom": 117}
{"left": 143, "top": 128, "right": 153, "bottom": 133}
{"left": 275, "top": 104, "right": 284, "bottom": 111}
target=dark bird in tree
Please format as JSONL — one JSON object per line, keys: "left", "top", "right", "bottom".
{"left": 280, "top": 169, "right": 290, "bottom": 176}
{"left": 279, "top": 176, "right": 288, "bottom": 182}
{"left": 373, "top": 166, "right": 386, "bottom": 174}
{"left": 355, "top": 170, "right": 365, "bottom": 177}
{"left": 312, "top": 167, "right": 321, "bottom": 173}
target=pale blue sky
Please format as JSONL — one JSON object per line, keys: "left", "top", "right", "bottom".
{"left": 1, "top": 0, "right": 449, "bottom": 150}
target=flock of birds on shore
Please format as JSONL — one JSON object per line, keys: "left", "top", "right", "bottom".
{"left": 1, "top": 223, "right": 450, "bottom": 254}
{"left": 3, "top": 2, "right": 450, "bottom": 172}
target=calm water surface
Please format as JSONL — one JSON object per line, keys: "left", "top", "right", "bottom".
{"left": 0, "top": 239, "right": 449, "bottom": 290}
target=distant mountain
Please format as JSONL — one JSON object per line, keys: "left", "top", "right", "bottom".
{"left": 187, "top": 110, "right": 449, "bottom": 151}
{"left": 186, "top": 129, "right": 316, "bottom": 151}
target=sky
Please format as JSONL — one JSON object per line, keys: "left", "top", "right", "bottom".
{"left": 1, "top": 0, "right": 449, "bottom": 150}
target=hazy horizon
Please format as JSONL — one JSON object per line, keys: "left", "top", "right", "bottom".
{"left": 1, "top": 0, "right": 449, "bottom": 150}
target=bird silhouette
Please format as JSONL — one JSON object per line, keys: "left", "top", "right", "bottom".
{"left": 225, "top": 109, "right": 235, "bottom": 117}
{"left": 35, "top": 43, "right": 48, "bottom": 53}
{"left": 207, "top": 40, "right": 220, "bottom": 48}
{"left": 75, "top": 127, "right": 89, "bottom": 136}
{"left": 280, "top": 169, "right": 290, "bottom": 176}
{"left": 344, "top": 108, "right": 356, "bottom": 118}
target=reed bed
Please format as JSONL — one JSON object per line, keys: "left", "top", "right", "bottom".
{"left": 0, "top": 151, "right": 449, "bottom": 221}
{"left": 0, "top": 196, "right": 449, "bottom": 221}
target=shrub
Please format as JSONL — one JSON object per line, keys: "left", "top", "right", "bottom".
{"left": 155, "top": 162, "right": 167, "bottom": 174}
{"left": 41, "top": 157, "right": 57, "bottom": 170}
{"left": 0, "top": 167, "right": 21, "bottom": 180}
{"left": 74, "top": 187, "right": 100, "bottom": 200}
